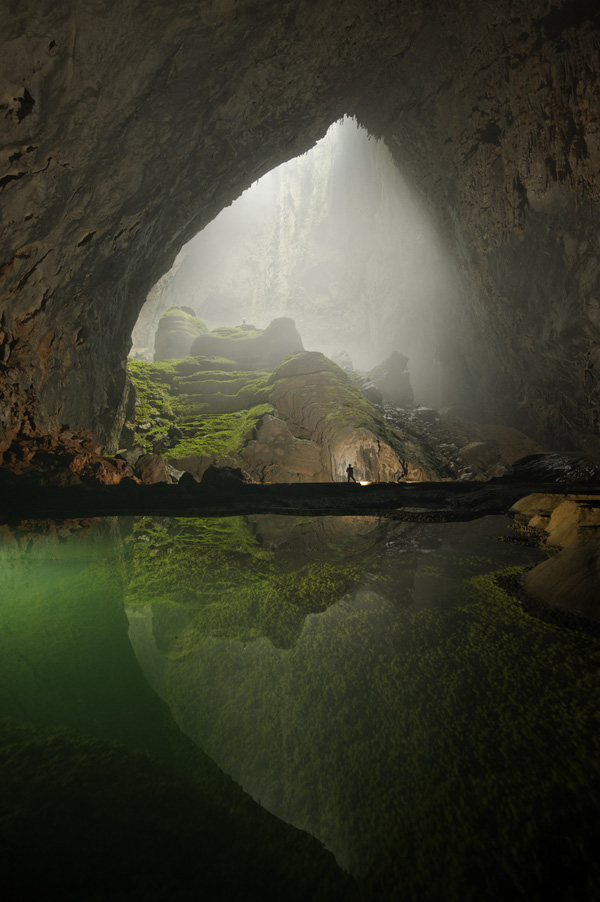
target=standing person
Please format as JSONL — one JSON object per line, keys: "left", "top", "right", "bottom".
{"left": 346, "top": 463, "right": 357, "bottom": 483}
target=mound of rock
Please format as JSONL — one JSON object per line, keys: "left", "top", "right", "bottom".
{"left": 190, "top": 317, "right": 303, "bottom": 368}
{"left": 368, "top": 351, "right": 414, "bottom": 407}
{"left": 154, "top": 307, "right": 209, "bottom": 361}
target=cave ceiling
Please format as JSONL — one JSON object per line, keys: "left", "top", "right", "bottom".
{"left": 0, "top": 0, "right": 599, "bottom": 453}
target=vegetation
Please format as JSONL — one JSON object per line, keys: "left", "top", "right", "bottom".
{"left": 127, "top": 358, "right": 274, "bottom": 462}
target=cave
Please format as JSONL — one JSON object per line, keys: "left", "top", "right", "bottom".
{"left": 1, "top": 0, "right": 599, "bottom": 456}
{"left": 2, "top": 2, "right": 600, "bottom": 900}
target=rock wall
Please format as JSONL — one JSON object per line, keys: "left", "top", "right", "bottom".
{"left": 1, "top": 1, "right": 599, "bottom": 452}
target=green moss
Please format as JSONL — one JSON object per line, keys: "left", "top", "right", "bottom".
{"left": 127, "top": 359, "right": 273, "bottom": 458}
{"left": 160, "top": 307, "right": 208, "bottom": 331}
{"left": 165, "top": 404, "right": 273, "bottom": 461}
{"left": 210, "top": 325, "right": 262, "bottom": 340}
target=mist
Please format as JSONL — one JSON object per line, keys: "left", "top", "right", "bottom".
{"left": 132, "top": 118, "right": 459, "bottom": 405}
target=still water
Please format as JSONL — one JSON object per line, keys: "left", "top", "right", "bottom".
{"left": 1, "top": 514, "right": 599, "bottom": 900}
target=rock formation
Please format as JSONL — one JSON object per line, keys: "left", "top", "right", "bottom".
{"left": 0, "top": 2, "right": 599, "bottom": 458}
{"left": 153, "top": 307, "right": 208, "bottom": 362}
{"left": 367, "top": 351, "right": 414, "bottom": 407}
{"left": 190, "top": 317, "right": 303, "bottom": 369}
{"left": 513, "top": 492, "right": 600, "bottom": 620}
{"left": 128, "top": 341, "right": 442, "bottom": 483}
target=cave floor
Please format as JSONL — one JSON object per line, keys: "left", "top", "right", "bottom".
{"left": 1, "top": 478, "right": 599, "bottom": 524}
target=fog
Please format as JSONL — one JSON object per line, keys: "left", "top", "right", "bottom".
{"left": 132, "top": 118, "right": 459, "bottom": 405}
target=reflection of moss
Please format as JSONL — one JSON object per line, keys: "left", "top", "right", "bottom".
{"left": 126, "top": 516, "right": 371, "bottom": 647}
{"left": 145, "top": 541, "right": 600, "bottom": 900}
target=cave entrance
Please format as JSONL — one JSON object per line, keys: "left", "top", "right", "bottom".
{"left": 130, "top": 117, "right": 457, "bottom": 406}
{"left": 125, "top": 119, "right": 479, "bottom": 484}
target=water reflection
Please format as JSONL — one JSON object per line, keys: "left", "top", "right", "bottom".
{"left": 1, "top": 514, "right": 599, "bottom": 900}
{"left": 126, "top": 513, "right": 600, "bottom": 897}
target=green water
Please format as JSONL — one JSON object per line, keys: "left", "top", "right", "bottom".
{"left": 1, "top": 514, "right": 599, "bottom": 900}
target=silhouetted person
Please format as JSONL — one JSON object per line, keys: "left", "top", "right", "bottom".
{"left": 346, "top": 464, "right": 356, "bottom": 483}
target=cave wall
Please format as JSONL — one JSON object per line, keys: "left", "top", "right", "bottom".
{"left": 1, "top": 0, "right": 599, "bottom": 452}
{"left": 355, "top": 0, "right": 600, "bottom": 447}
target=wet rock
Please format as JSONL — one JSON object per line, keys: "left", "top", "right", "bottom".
{"left": 497, "top": 454, "right": 600, "bottom": 485}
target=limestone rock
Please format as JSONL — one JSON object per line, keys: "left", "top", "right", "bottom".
{"left": 544, "top": 500, "right": 600, "bottom": 548}
{"left": 241, "top": 414, "right": 326, "bottom": 483}
{"left": 190, "top": 318, "right": 303, "bottom": 369}
{"left": 134, "top": 454, "right": 171, "bottom": 484}
{"left": 200, "top": 465, "right": 247, "bottom": 486}
{"left": 458, "top": 441, "right": 500, "bottom": 472}
{"left": 368, "top": 352, "right": 414, "bottom": 407}
{"left": 154, "top": 307, "right": 208, "bottom": 361}
{"left": 0, "top": 429, "right": 135, "bottom": 486}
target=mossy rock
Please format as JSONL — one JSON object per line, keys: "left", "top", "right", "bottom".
{"left": 173, "top": 356, "right": 238, "bottom": 376}
{"left": 267, "top": 350, "right": 349, "bottom": 383}
{"left": 154, "top": 307, "right": 209, "bottom": 362}
{"left": 190, "top": 317, "right": 303, "bottom": 368}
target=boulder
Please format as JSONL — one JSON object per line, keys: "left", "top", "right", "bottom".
{"left": 154, "top": 307, "right": 209, "bottom": 361}
{"left": 134, "top": 453, "right": 171, "bottom": 484}
{"left": 241, "top": 414, "right": 325, "bottom": 482}
{"left": 544, "top": 500, "right": 600, "bottom": 549}
{"left": 200, "top": 465, "right": 247, "bottom": 486}
{"left": 368, "top": 351, "right": 414, "bottom": 407}
{"left": 458, "top": 441, "right": 500, "bottom": 472}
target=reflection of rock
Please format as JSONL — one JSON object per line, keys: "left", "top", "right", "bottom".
{"left": 154, "top": 307, "right": 209, "bottom": 361}
{"left": 190, "top": 317, "right": 303, "bottom": 368}
{"left": 246, "top": 514, "right": 386, "bottom": 558}
{"left": 513, "top": 492, "right": 600, "bottom": 622}
{"left": 368, "top": 351, "right": 414, "bottom": 407}
{"left": 125, "top": 513, "right": 581, "bottom": 892}
{"left": 525, "top": 539, "right": 600, "bottom": 622}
